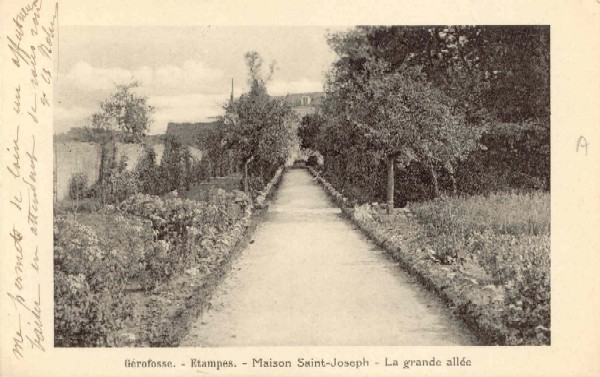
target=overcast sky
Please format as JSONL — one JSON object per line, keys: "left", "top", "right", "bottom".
{"left": 55, "top": 25, "right": 346, "bottom": 134}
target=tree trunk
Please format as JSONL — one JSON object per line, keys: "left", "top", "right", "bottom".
{"left": 387, "top": 155, "right": 394, "bottom": 214}
{"left": 429, "top": 163, "right": 440, "bottom": 198}
{"left": 243, "top": 156, "right": 254, "bottom": 195}
{"left": 99, "top": 141, "right": 116, "bottom": 205}
{"left": 450, "top": 173, "right": 457, "bottom": 194}
{"left": 243, "top": 162, "right": 249, "bottom": 194}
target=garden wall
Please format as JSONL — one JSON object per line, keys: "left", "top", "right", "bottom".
{"left": 54, "top": 142, "right": 205, "bottom": 201}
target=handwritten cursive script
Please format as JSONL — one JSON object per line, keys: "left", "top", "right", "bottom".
{"left": 3, "top": 0, "right": 58, "bottom": 362}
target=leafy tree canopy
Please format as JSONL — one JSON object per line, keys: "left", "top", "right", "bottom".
{"left": 327, "top": 26, "right": 549, "bottom": 124}
{"left": 220, "top": 51, "right": 298, "bottom": 169}
{"left": 91, "top": 81, "right": 154, "bottom": 143}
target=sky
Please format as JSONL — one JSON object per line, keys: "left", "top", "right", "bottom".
{"left": 55, "top": 25, "right": 346, "bottom": 135}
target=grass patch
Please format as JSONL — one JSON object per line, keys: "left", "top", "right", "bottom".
{"left": 411, "top": 192, "right": 550, "bottom": 239}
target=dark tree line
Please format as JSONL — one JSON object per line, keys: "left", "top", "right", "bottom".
{"left": 299, "top": 26, "right": 550, "bottom": 207}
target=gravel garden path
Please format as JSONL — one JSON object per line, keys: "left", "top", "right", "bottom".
{"left": 181, "top": 169, "right": 476, "bottom": 346}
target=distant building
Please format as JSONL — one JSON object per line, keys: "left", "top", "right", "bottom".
{"left": 273, "top": 92, "right": 325, "bottom": 118}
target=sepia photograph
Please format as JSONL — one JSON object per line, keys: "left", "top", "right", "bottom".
{"left": 2, "top": 1, "right": 599, "bottom": 376}
{"left": 52, "top": 25, "right": 550, "bottom": 348}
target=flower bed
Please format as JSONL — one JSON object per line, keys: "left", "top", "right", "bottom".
{"left": 54, "top": 211, "right": 156, "bottom": 346}
{"left": 55, "top": 168, "right": 284, "bottom": 347}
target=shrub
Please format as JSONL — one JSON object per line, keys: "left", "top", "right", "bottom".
{"left": 88, "top": 170, "right": 141, "bottom": 205}
{"left": 54, "top": 213, "right": 153, "bottom": 346}
{"left": 69, "top": 173, "right": 88, "bottom": 200}
{"left": 160, "top": 136, "right": 195, "bottom": 193}
{"left": 307, "top": 155, "right": 319, "bottom": 167}
{"left": 136, "top": 145, "right": 162, "bottom": 195}
{"left": 119, "top": 189, "right": 250, "bottom": 284}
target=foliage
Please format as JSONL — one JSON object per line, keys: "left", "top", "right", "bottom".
{"left": 306, "top": 155, "right": 319, "bottom": 167}
{"left": 318, "top": 29, "right": 485, "bottom": 202}
{"left": 301, "top": 26, "right": 550, "bottom": 203}
{"left": 88, "top": 154, "right": 141, "bottom": 205}
{"left": 410, "top": 191, "right": 550, "bottom": 344}
{"left": 456, "top": 119, "right": 550, "bottom": 193}
{"left": 298, "top": 113, "right": 324, "bottom": 150}
{"left": 55, "top": 271, "right": 113, "bottom": 346}
{"left": 330, "top": 26, "right": 549, "bottom": 124}
{"left": 69, "top": 173, "right": 88, "bottom": 200}
{"left": 91, "top": 81, "right": 154, "bottom": 143}
{"left": 320, "top": 118, "right": 550, "bottom": 204}
{"left": 119, "top": 190, "right": 250, "bottom": 284}
{"left": 201, "top": 125, "right": 238, "bottom": 179}
{"left": 136, "top": 144, "right": 162, "bottom": 195}
{"left": 54, "top": 211, "right": 155, "bottom": 346}
{"left": 121, "top": 190, "right": 249, "bottom": 240}
{"left": 104, "top": 170, "right": 141, "bottom": 203}
{"left": 55, "top": 187, "right": 252, "bottom": 346}
{"left": 160, "top": 135, "right": 194, "bottom": 193}
{"left": 218, "top": 51, "right": 298, "bottom": 193}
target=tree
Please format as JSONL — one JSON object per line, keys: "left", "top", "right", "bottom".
{"left": 333, "top": 26, "right": 549, "bottom": 124}
{"left": 88, "top": 81, "right": 154, "bottom": 202}
{"left": 323, "top": 30, "right": 484, "bottom": 212}
{"left": 219, "top": 51, "right": 297, "bottom": 195}
{"left": 91, "top": 81, "right": 154, "bottom": 143}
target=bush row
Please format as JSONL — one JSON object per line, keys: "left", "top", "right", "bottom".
{"left": 65, "top": 137, "right": 240, "bottom": 208}
{"left": 137, "top": 167, "right": 285, "bottom": 346}
{"left": 314, "top": 119, "right": 549, "bottom": 204}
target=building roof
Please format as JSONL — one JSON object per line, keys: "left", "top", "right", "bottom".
{"left": 165, "top": 121, "right": 220, "bottom": 146}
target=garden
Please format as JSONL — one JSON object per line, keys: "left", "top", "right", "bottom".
{"left": 54, "top": 51, "right": 296, "bottom": 347}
